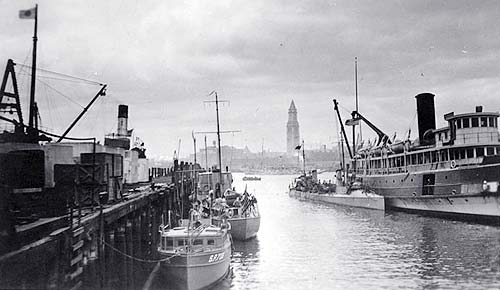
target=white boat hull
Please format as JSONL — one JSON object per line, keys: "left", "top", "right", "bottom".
{"left": 160, "top": 245, "right": 231, "bottom": 290}
{"left": 289, "top": 189, "right": 385, "bottom": 211}
{"left": 386, "top": 193, "right": 500, "bottom": 220}
{"left": 228, "top": 216, "right": 261, "bottom": 240}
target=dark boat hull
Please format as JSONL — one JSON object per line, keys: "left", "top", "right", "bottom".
{"left": 386, "top": 193, "right": 500, "bottom": 220}
{"left": 362, "top": 163, "right": 500, "bottom": 197}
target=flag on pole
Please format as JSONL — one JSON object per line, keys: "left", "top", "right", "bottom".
{"left": 19, "top": 7, "right": 36, "bottom": 19}
{"left": 294, "top": 145, "right": 301, "bottom": 150}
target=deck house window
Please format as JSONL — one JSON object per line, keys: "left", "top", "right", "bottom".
{"left": 495, "top": 118, "right": 498, "bottom": 128}
{"left": 457, "top": 119, "right": 462, "bottom": 129}
{"left": 462, "top": 118, "right": 469, "bottom": 128}
{"left": 411, "top": 154, "right": 416, "bottom": 165}
{"left": 432, "top": 151, "right": 438, "bottom": 162}
{"left": 207, "top": 239, "right": 215, "bottom": 245}
{"left": 481, "top": 117, "right": 488, "bottom": 127}
{"left": 454, "top": 149, "right": 460, "bottom": 160}
{"left": 466, "top": 148, "right": 474, "bottom": 158}
{"left": 496, "top": 146, "right": 500, "bottom": 154}
{"left": 444, "top": 131, "right": 448, "bottom": 139}
{"left": 487, "top": 147, "right": 495, "bottom": 155}
{"left": 460, "top": 149, "right": 466, "bottom": 159}
{"left": 424, "top": 152, "right": 431, "bottom": 163}
{"left": 440, "top": 150, "right": 448, "bottom": 161}
{"left": 472, "top": 117, "right": 479, "bottom": 127}
{"left": 476, "top": 147, "right": 484, "bottom": 157}
{"left": 166, "top": 239, "right": 173, "bottom": 247}
{"left": 489, "top": 117, "right": 495, "bottom": 127}
{"left": 177, "top": 240, "right": 186, "bottom": 246}
{"left": 193, "top": 239, "right": 203, "bottom": 246}
{"left": 418, "top": 153, "right": 423, "bottom": 164}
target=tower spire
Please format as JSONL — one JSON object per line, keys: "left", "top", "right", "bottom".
{"left": 286, "top": 100, "right": 300, "bottom": 154}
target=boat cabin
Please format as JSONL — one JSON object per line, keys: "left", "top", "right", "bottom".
{"left": 354, "top": 106, "right": 500, "bottom": 176}
{"left": 198, "top": 171, "right": 233, "bottom": 196}
{"left": 158, "top": 226, "right": 226, "bottom": 253}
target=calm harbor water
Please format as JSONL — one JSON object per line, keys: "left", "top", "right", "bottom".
{"left": 92, "top": 172, "right": 500, "bottom": 290}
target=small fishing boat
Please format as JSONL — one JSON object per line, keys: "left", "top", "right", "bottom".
{"left": 242, "top": 176, "right": 261, "bottom": 181}
{"left": 213, "top": 188, "right": 261, "bottom": 240}
{"left": 158, "top": 213, "right": 232, "bottom": 290}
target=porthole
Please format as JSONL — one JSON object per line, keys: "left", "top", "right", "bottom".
{"left": 445, "top": 176, "right": 448, "bottom": 179}
{"left": 411, "top": 178, "right": 413, "bottom": 182}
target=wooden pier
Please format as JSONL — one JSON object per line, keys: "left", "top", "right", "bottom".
{"left": 0, "top": 160, "right": 197, "bottom": 290}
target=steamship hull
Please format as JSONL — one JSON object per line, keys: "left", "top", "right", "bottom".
{"left": 362, "top": 163, "right": 500, "bottom": 197}
{"left": 360, "top": 164, "right": 500, "bottom": 219}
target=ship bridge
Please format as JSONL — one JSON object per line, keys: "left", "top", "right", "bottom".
{"left": 435, "top": 106, "right": 500, "bottom": 146}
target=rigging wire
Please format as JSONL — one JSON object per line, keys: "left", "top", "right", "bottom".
{"left": 35, "top": 78, "right": 84, "bottom": 108}
{"left": 101, "top": 238, "right": 179, "bottom": 263}
{"left": 15, "top": 63, "right": 103, "bottom": 86}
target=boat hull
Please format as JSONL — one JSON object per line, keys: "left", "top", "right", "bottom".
{"left": 228, "top": 216, "right": 261, "bottom": 240}
{"left": 289, "top": 189, "right": 385, "bottom": 210}
{"left": 386, "top": 193, "right": 500, "bottom": 221}
{"left": 160, "top": 245, "right": 231, "bottom": 290}
{"left": 362, "top": 163, "right": 500, "bottom": 197}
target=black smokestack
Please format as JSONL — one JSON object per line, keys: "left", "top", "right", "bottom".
{"left": 415, "top": 93, "right": 436, "bottom": 145}
{"left": 118, "top": 104, "right": 128, "bottom": 118}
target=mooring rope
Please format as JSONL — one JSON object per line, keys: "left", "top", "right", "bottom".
{"left": 101, "top": 238, "right": 180, "bottom": 263}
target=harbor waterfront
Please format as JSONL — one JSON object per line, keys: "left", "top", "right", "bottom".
{"left": 2, "top": 172, "right": 499, "bottom": 289}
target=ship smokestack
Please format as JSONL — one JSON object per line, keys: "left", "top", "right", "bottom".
{"left": 415, "top": 93, "right": 436, "bottom": 145}
{"left": 117, "top": 104, "right": 128, "bottom": 136}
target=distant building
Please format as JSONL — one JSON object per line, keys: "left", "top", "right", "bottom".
{"left": 287, "top": 100, "right": 300, "bottom": 154}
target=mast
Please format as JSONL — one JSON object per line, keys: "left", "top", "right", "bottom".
{"left": 192, "top": 131, "right": 197, "bottom": 201}
{"left": 355, "top": 57, "right": 362, "bottom": 142}
{"left": 215, "top": 92, "right": 223, "bottom": 194}
{"left": 28, "top": 4, "right": 38, "bottom": 131}
{"left": 302, "top": 140, "right": 306, "bottom": 175}
{"left": 204, "top": 135, "right": 208, "bottom": 170}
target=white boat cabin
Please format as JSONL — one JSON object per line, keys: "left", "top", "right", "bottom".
{"left": 354, "top": 106, "right": 500, "bottom": 176}
{"left": 158, "top": 226, "right": 226, "bottom": 253}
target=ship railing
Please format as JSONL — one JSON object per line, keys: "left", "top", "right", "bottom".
{"left": 361, "top": 159, "right": 486, "bottom": 175}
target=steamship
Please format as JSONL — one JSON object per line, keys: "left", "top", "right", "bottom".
{"left": 353, "top": 93, "right": 500, "bottom": 220}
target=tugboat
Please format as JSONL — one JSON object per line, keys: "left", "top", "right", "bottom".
{"left": 345, "top": 93, "right": 500, "bottom": 221}
{"left": 158, "top": 211, "right": 232, "bottom": 290}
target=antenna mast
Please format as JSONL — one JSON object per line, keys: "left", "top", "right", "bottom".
{"left": 28, "top": 4, "right": 38, "bottom": 133}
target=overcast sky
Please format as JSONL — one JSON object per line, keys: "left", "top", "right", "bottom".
{"left": 2, "top": 0, "right": 500, "bottom": 159}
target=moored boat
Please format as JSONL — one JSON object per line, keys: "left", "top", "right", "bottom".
{"left": 214, "top": 188, "right": 261, "bottom": 240}
{"left": 343, "top": 93, "right": 500, "bottom": 221}
{"left": 158, "top": 215, "right": 232, "bottom": 290}
{"left": 289, "top": 170, "right": 385, "bottom": 211}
